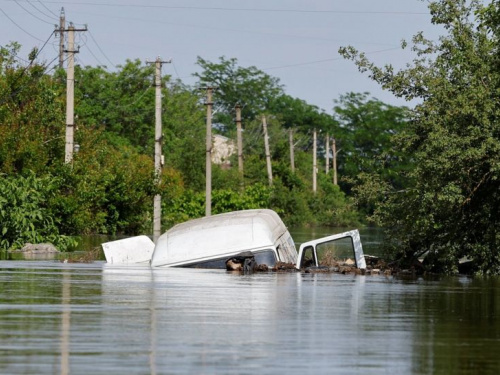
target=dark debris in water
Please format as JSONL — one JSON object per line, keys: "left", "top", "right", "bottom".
{"left": 61, "top": 247, "right": 101, "bottom": 263}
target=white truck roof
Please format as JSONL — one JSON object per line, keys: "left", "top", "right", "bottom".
{"left": 151, "top": 209, "right": 293, "bottom": 267}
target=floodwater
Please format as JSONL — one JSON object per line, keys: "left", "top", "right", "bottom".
{"left": 1, "top": 227, "right": 499, "bottom": 374}
{"left": 0, "top": 261, "right": 499, "bottom": 375}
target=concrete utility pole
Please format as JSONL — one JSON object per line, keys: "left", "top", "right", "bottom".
{"left": 58, "top": 8, "right": 65, "bottom": 69}
{"left": 325, "top": 133, "right": 330, "bottom": 174}
{"left": 64, "top": 24, "right": 75, "bottom": 164}
{"left": 313, "top": 129, "right": 317, "bottom": 194}
{"left": 235, "top": 104, "right": 243, "bottom": 174}
{"left": 147, "top": 57, "right": 171, "bottom": 242}
{"left": 205, "top": 87, "right": 214, "bottom": 216}
{"left": 289, "top": 128, "right": 295, "bottom": 173}
{"left": 332, "top": 138, "right": 338, "bottom": 185}
{"left": 262, "top": 115, "right": 273, "bottom": 186}
{"left": 63, "top": 22, "right": 86, "bottom": 164}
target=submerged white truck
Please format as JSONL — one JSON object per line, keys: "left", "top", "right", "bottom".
{"left": 102, "top": 209, "right": 366, "bottom": 270}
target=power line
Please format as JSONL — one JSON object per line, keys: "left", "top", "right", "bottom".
{"left": 63, "top": 10, "right": 399, "bottom": 49}
{"left": 0, "top": 31, "right": 59, "bottom": 106}
{"left": 0, "top": 6, "right": 46, "bottom": 42}
{"left": 0, "top": 54, "right": 63, "bottom": 112}
{"left": 85, "top": 44, "right": 106, "bottom": 67}
{"left": 34, "top": 28, "right": 55, "bottom": 57}
{"left": 171, "top": 61, "right": 182, "bottom": 81}
{"left": 262, "top": 47, "right": 401, "bottom": 71}
{"left": 87, "top": 29, "right": 115, "bottom": 68}
{"left": 114, "top": 82, "right": 154, "bottom": 110}
{"left": 16, "top": 1, "right": 429, "bottom": 15}
{"left": 42, "top": 54, "right": 61, "bottom": 73}
{"left": 12, "top": 0, "right": 56, "bottom": 24}
{"left": 30, "top": 0, "right": 59, "bottom": 18}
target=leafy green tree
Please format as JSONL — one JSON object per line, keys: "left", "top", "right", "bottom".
{"left": 269, "top": 94, "right": 335, "bottom": 133}
{"left": 0, "top": 43, "right": 65, "bottom": 174}
{"left": 74, "top": 63, "right": 206, "bottom": 191}
{"left": 333, "top": 92, "right": 410, "bottom": 192}
{"left": 162, "top": 82, "right": 206, "bottom": 191}
{"left": 194, "top": 56, "right": 284, "bottom": 131}
{"left": 51, "top": 124, "right": 186, "bottom": 236}
{"left": 73, "top": 60, "right": 156, "bottom": 152}
{"left": 340, "top": 0, "right": 500, "bottom": 274}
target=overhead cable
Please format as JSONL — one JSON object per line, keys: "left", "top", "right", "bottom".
{"left": 13, "top": 0, "right": 56, "bottom": 24}
{"left": 0, "top": 7, "right": 46, "bottom": 42}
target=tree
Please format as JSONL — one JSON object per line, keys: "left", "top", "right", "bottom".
{"left": 162, "top": 81, "right": 206, "bottom": 191}
{"left": 333, "top": 92, "right": 410, "bottom": 192}
{"left": 340, "top": 0, "right": 500, "bottom": 275}
{"left": 73, "top": 60, "right": 156, "bottom": 152}
{"left": 74, "top": 62, "right": 206, "bottom": 190}
{"left": 0, "top": 43, "right": 65, "bottom": 174}
{"left": 269, "top": 94, "right": 334, "bottom": 132}
{"left": 194, "top": 56, "right": 284, "bottom": 131}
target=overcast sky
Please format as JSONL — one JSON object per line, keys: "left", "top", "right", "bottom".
{"left": 0, "top": 0, "right": 444, "bottom": 113}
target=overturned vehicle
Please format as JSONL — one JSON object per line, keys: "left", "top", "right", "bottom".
{"left": 102, "top": 209, "right": 366, "bottom": 271}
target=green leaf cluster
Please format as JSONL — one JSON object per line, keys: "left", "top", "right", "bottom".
{"left": 0, "top": 172, "right": 77, "bottom": 250}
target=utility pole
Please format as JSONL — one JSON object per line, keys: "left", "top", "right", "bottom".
{"left": 58, "top": 8, "right": 65, "bottom": 69}
{"left": 63, "top": 22, "right": 86, "bottom": 164}
{"left": 262, "top": 115, "right": 273, "bottom": 186}
{"left": 147, "top": 57, "right": 171, "bottom": 242}
{"left": 332, "top": 138, "right": 338, "bottom": 185}
{"left": 205, "top": 87, "right": 214, "bottom": 216}
{"left": 235, "top": 104, "right": 243, "bottom": 175}
{"left": 325, "top": 133, "right": 330, "bottom": 174}
{"left": 313, "top": 129, "right": 317, "bottom": 194}
{"left": 289, "top": 128, "right": 295, "bottom": 173}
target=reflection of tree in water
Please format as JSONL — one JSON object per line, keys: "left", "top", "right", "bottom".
{"left": 408, "top": 277, "right": 500, "bottom": 374}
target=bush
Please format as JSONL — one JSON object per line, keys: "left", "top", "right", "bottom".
{"left": 0, "top": 172, "right": 78, "bottom": 250}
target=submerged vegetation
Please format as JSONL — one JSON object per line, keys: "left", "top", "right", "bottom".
{"left": 1, "top": 0, "right": 500, "bottom": 275}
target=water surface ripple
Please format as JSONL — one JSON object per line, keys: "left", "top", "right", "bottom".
{"left": 0, "top": 261, "right": 499, "bottom": 374}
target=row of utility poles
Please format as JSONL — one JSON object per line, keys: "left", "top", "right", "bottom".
{"left": 58, "top": 9, "right": 338, "bottom": 241}
{"left": 201, "top": 91, "right": 339, "bottom": 218}
{"left": 151, "top": 83, "right": 339, "bottom": 232}
{"left": 255, "top": 119, "right": 339, "bottom": 192}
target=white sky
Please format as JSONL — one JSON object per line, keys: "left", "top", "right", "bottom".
{"left": 0, "top": 0, "right": 444, "bottom": 114}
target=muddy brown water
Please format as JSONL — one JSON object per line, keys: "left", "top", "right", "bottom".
{"left": 0, "top": 228, "right": 499, "bottom": 374}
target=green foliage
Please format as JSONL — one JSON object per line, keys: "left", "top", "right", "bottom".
{"left": 0, "top": 44, "right": 65, "bottom": 174}
{"left": 162, "top": 82, "right": 206, "bottom": 190}
{"left": 0, "top": 172, "right": 77, "bottom": 250}
{"left": 340, "top": 0, "right": 500, "bottom": 274}
{"left": 52, "top": 126, "right": 159, "bottom": 235}
{"left": 269, "top": 181, "right": 313, "bottom": 226}
{"left": 74, "top": 60, "right": 156, "bottom": 152}
{"left": 269, "top": 94, "right": 336, "bottom": 133}
{"left": 333, "top": 92, "right": 411, "bottom": 192}
{"left": 163, "top": 183, "right": 272, "bottom": 227}
{"left": 194, "top": 56, "right": 284, "bottom": 130}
